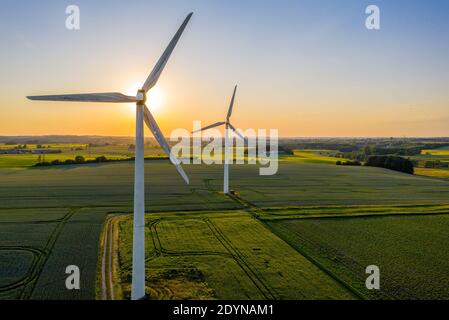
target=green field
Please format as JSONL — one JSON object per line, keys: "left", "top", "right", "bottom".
{"left": 0, "top": 143, "right": 166, "bottom": 168}
{"left": 281, "top": 149, "right": 348, "bottom": 164}
{"left": 268, "top": 215, "right": 449, "bottom": 299}
{"left": 415, "top": 167, "right": 449, "bottom": 178}
{"left": 0, "top": 156, "right": 448, "bottom": 300}
{"left": 116, "top": 211, "right": 355, "bottom": 300}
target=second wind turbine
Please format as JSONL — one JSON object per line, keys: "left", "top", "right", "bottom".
{"left": 193, "top": 86, "right": 245, "bottom": 194}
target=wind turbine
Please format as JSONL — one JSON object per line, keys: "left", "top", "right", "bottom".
{"left": 193, "top": 85, "right": 245, "bottom": 194}
{"left": 27, "top": 12, "right": 193, "bottom": 300}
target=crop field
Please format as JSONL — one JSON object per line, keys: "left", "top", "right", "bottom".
{"left": 225, "top": 162, "right": 449, "bottom": 208}
{"left": 0, "top": 143, "right": 165, "bottom": 168}
{"left": 1, "top": 154, "right": 449, "bottom": 300}
{"left": 420, "top": 149, "right": 449, "bottom": 156}
{"left": 0, "top": 161, "right": 240, "bottom": 299}
{"left": 411, "top": 148, "right": 449, "bottom": 163}
{"left": 281, "top": 150, "right": 348, "bottom": 164}
{"left": 0, "top": 206, "right": 111, "bottom": 299}
{"left": 267, "top": 215, "right": 449, "bottom": 299}
{"left": 409, "top": 148, "right": 449, "bottom": 179}
{"left": 414, "top": 167, "right": 449, "bottom": 179}
{"left": 0, "top": 162, "right": 239, "bottom": 210}
{"left": 115, "top": 211, "right": 356, "bottom": 300}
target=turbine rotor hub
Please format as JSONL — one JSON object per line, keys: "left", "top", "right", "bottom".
{"left": 136, "top": 89, "right": 146, "bottom": 105}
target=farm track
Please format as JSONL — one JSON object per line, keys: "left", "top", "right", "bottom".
{"left": 101, "top": 217, "right": 117, "bottom": 300}
{"left": 0, "top": 208, "right": 78, "bottom": 299}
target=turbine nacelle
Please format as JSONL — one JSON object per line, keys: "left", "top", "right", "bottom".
{"left": 192, "top": 85, "right": 246, "bottom": 142}
{"left": 136, "top": 90, "right": 146, "bottom": 104}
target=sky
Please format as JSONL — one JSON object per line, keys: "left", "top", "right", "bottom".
{"left": 0, "top": 0, "right": 448, "bottom": 137}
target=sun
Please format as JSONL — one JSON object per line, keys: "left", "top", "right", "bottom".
{"left": 146, "top": 86, "right": 164, "bottom": 111}
{"left": 124, "top": 83, "right": 164, "bottom": 113}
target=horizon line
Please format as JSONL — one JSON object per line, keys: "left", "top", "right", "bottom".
{"left": 1, "top": 134, "right": 449, "bottom": 139}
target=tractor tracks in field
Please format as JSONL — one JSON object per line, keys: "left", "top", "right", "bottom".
{"left": 145, "top": 218, "right": 277, "bottom": 300}
{"left": 225, "top": 192, "right": 366, "bottom": 300}
{"left": 203, "top": 219, "right": 277, "bottom": 300}
{"left": 0, "top": 208, "right": 78, "bottom": 299}
{"left": 0, "top": 246, "right": 45, "bottom": 293}
{"left": 20, "top": 208, "right": 78, "bottom": 299}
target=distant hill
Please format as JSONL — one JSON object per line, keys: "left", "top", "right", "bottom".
{"left": 0, "top": 135, "right": 158, "bottom": 145}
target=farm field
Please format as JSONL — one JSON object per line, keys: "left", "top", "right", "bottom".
{"left": 0, "top": 161, "right": 239, "bottom": 299}
{"left": 267, "top": 215, "right": 449, "bottom": 299}
{"left": 414, "top": 167, "right": 449, "bottom": 179}
{"left": 281, "top": 150, "right": 348, "bottom": 164}
{"left": 0, "top": 143, "right": 165, "bottom": 168}
{"left": 0, "top": 206, "right": 112, "bottom": 299}
{"left": 114, "top": 211, "right": 356, "bottom": 300}
{"left": 0, "top": 162, "right": 238, "bottom": 211}
{"left": 228, "top": 162, "right": 449, "bottom": 208}
{"left": 0, "top": 158, "right": 449, "bottom": 299}
{"left": 409, "top": 148, "right": 449, "bottom": 179}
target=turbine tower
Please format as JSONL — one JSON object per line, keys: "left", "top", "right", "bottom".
{"left": 27, "top": 13, "right": 193, "bottom": 300}
{"left": 193, "top": 86, "right": 245, "bottom": 194}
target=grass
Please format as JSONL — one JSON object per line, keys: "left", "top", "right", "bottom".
{"left": 0, "top": 143, "right": 167, "bottom": 168}
{"left": 224, "top": 162, "right": 449, "bottom": 208}
{"left": 267, "top": 214, "right": 449, "bottom": 299}
{"left": 258, "top": 203, "right": 449, "bottom": 220}
{"left": 421, "top": 149, "right": 449, "bottom": 156}
{"left": 415, "top": 167, "right": 449, "bottom": 178}
{"left": 30, "top": 208, "right": 107, "bottom": 299}
{"left": 0, "top": 249, "right": 35, "bottom": 287}
{"left": 281, "top": 150, "right": 348, "bottom": 164}
{"left": 0, "top": 161, "right": 240, "bottom": 299}
{"left": 1, "top": 157, "right": 449, "bottom": 300}
{"left": 0, "top": 161, "right": 239, "bottom": 210}
{"left": 116, "top": 211, "right": 355, "bottom": 300}
{"left": 409, "top": 149, "right": 449, "bottom": 178}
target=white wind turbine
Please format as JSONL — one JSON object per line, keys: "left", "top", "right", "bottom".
{"left": 193, "top": 85, "right": 245, "bottom": 194}
{"left": 27, "top": 12, "right": 193, "bottom": 300}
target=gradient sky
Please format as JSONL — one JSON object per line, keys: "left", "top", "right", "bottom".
{"left": 0, "top": 0, "right": 448, "bottom": 137}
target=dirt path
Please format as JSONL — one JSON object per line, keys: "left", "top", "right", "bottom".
{"left": 101, "top": 217, "right": 116, "bottom": 300}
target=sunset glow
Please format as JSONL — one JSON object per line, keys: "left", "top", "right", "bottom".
{"left": 0, "top": 1, "right": 448, "bottom": 137}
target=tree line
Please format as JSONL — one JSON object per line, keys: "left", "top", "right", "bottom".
{"left": 34, "top": 155, "right": 169, "bottom": 167}
{"left": 364, "top": 155, "right": 414, "bottom": 174}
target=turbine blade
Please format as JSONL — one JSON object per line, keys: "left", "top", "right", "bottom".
{"left": 191, "top": 122, "right": 226, "bottom": 134}
{"left": 142, "top": 12, "right": 193, "bottom": 93}
{"left": 228, "top": 123, "right": 246, "bottom": 142}
{"left": 143, "top": 105, "right": 189, "bottom": 184}
{"left": 226, "top": 85, "right": 238, "bottom": 120}
{"left": 27, "top": 92, "right": 137, "bottom": 103}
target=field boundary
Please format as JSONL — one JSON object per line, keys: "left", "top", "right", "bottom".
{"left": 226, "top": 192, "right": 366, "bottom": 300}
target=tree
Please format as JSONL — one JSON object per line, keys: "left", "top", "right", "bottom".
{"left": 365, "top": 155, "right": 414, "bottom": 174}
{"left": 363, "top": 145, "right": 377, "bottom": 157}
{"left": 95, "top": 156, "right": 107, "bottom": 162}
{"left": 74, "top": 155, "right": 85, "bottom": 164}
